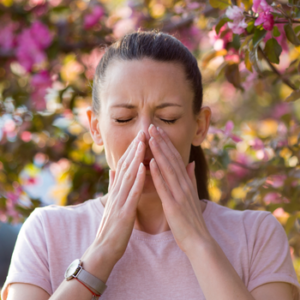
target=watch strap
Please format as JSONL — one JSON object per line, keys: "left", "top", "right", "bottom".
{"left": 77, "top": 268, "right": 107, "bottom": 295}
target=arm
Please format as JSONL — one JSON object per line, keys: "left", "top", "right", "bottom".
{"left": 6, "top": 248, "right": 117, "bottom": 300}
{"left": 5, "top": 131, "right": 147, "bottom": 300}
{"left": 148, "top": 125, "right": 296, "bottom": 300}
{"left": 186, "top": 238, "right": 294, "bottom": 300}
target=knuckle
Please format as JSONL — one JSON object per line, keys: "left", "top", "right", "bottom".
{"left": 169, "top": 153, "right": 177, "bottom": 163}
{"left": 166, "top": 163, "right": 175, "bottom": 175}
{"left": 124, "top": 170, "right": 133, "bottom": 181}
{"left": 121, "top": 160, "right": 129, "bottom": 171}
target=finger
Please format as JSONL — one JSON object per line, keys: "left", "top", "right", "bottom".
{"left": 155, "top": 126, "right": 193, "bottom": 186}
{"left": 117, "top": 140, "right": 146, "bottom": 207}
{"left": 149, "top": 136, "right": 187, "bottom": 200}
{"left": 149, "top": 125, "right": 193, "bottom": 192}
{"left": 149, "top": 158, "right": 174, "bottom": 208}
{"left": 113, "top": 131, "right": 145, "bottom": 189}
{"left": 108, "top": 170, "right": 115, "bottom": 193}
{"left": 186, "top": 161, "right": 197, "bottom": 192}
{"left": 123, "top": 162, "right": 146, "bottom": 212}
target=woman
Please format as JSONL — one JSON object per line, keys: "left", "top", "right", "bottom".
{"left": 2, "top": 31, "right": 300, "bottom": 300}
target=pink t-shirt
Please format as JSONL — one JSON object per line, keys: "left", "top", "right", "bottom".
{"left": 1, "top": 197, "right": 300, "bottom": 300}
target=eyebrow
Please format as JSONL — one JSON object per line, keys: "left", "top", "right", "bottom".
{"left": 111, "top": 103, "right": 182, "bottom": 109}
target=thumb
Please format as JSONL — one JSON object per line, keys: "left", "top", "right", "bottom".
{"left": 186, "top": 161, "right": 197, "bottom": 193}
{"left": 108, "top": 169, "right": 115, "bottom": 192}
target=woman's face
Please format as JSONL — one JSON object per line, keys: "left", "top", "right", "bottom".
{"left": 87, "top": 58, "right": 211, "bottom": 194}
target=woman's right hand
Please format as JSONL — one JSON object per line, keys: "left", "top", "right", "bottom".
{"left": 81, "top": 131, "right": 146, "bottom": 272}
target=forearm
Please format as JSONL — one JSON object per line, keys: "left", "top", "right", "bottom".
{"left": 186, "top": 238, "right": 255, "bottom": 300}
{"left": 50, "top": 246, "right": 117, "bottom": 300}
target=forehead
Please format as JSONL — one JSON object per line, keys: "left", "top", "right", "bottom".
{"left": 100, "top": 58, "right": 194, "bottom": 109}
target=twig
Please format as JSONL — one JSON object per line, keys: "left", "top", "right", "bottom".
{"left": 258, "top": 46, "right": 297, "bottom": 90}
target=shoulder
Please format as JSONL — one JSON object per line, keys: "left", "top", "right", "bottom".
{"left": 23, "top": 198, "right": 102, "bottom": 236}
{"left": 205, "top": 201, "right": 279, "bottom": 243}
{"left": 206, "top": 200, "right": 272, "bottom": 228}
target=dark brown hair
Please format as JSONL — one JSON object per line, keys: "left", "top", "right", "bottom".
{"left": 92, "top": 30, "right": 210, "bottom": 201}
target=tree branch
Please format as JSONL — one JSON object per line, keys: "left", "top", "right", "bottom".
{"left": 258, "top": 46, "right": 298, "bottom": 90}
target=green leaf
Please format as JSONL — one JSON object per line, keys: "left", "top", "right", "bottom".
{"left": 272, "top": 26, "right": 281, "bottom": 37}
{"left": 209, "top": 0, "right": 231, "bottom": 10}
{"left": 249, "top": 41, "right": 261, "bottom": 74}
{"left": 215, "top": 17, "right": 232, "bottom": 35}
{"left": 244, "top": 49, "right": 253, "bottom": 72}
{"left": 202, "top": 49, "right": 227, "bottom": 68}
{"left": 247, "top": 20, "right": 255, "bottom": 33}
{"left": 295, "top": 25, "right": 300, "bottom": 35}
{"left": 224, "top": 144, "right": 236, "bottom": 150}
{"left": 284, "top": 89, "right": 300, "bottom": 102}
{"left": 284, "top": 24, "right": 300, "bottom": 46}
{"left": 241, "top": 34, "right": 254, "bottom": 48}
{"left": 264, "top": 38, "right": 282, "bottom": 64}
{"left": 232, "top": 34, "right": 241, "bottom": 50}
{"left": 224, "top": 63, "right": 244, "bottom": 90}
{"left": 253, "top": 28, "right": 267, "bottom": 47}
{"left": 285, "top": 215, "right": 297, "bottom": 235}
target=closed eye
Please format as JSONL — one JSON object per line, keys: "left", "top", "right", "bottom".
{"left": 115, "top": 118, "right": 178, "bottom": 124}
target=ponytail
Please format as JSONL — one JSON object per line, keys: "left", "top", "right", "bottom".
{"left": 189, "top": 145, "right": 210, "bottom": 201}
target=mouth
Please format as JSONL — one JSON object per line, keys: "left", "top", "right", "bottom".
{"left": 143, "top": 159, "right": 151, "bottom": 171}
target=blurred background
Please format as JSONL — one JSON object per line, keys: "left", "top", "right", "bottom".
{"left": 0, "top": 0, "right": 300, "bottom": 294}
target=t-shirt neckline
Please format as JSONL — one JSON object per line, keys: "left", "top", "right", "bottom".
{"left": 91, "top": 197, "right": 213, "bottom": 242}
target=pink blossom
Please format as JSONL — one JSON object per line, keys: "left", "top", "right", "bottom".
{"left": 249, "top": 137, "right": 264, "bottom": 150}
{"left": 208, "top": 120, "right": 243, "bottom": 142}
{"left": 30, "top": 70, "right": 52, "bottom": 110}
{"left": 177, "top": 25, "right": 202, "bottom": 51}
{"left": 265, "top": 174, "right": 287, "bottom": 188}
{"left": 254, "top": 12, "right": 274, "bottom": 30}
{"left": 264, "top": 24, "right": 288, "bottom": 52}
{"left": 208, "top": 24, "right": 232, "bottom": 51}
{"left": 21, "top": 131, "right": 32, "bottom": 142}
{"left": 227, "top": 152, "right": 253, "bottom": 187}
{"left": 84, "top": 5, "right": 105, "bottom": 30}
{"left": 264, "top": 192, "right": 290, "bottom": 204}
{"left": 226, "top": 4, "right": 247, "bottom": 34}
{"left": 81, "top": 48, "right": 104, "bottom": 80}
{"left": 253, "top": 0, "right": 274, "bottom": 31}
{"left": 0, "top": 21, "right": 18, "bottom": 52}
{"left": 16, "top": 21, "right": 53, "bottom": 72}
{"left": 252, "top": 0, "right": 271, "bottom": 13}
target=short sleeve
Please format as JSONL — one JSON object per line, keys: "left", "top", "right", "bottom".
{"left": 0, "top": 208, "right": 52, "bottom": 300}
{"left": 247, "top": 212, "right": 300, "bottom": 299}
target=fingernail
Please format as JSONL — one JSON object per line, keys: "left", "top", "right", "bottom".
{"left": 139, "top": 162, "right": 144, "bottom": 173}
{"left": 149, "top": 124, "right": 155, "bottom": 131}
{"left": 149, "top": 136, "right": 155, "bottom": 145}
{"left": 138, "top": 130, "right": 144, "bottom": 138}
{"left": 137, "top": 141, "right": 143, "bottom": 152}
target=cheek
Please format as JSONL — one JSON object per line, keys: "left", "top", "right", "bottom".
{"left": 166, "top": 127, "right": 193, "bottom": 166}
{"left": 102, "top": 128, "right": 133, "bottom": 170}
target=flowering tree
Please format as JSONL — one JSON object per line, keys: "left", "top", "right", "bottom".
{"left": 0, "top": 0, "right": 299, "bottom": 278}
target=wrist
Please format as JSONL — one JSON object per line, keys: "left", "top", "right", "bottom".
{"left": 81, "top": 244, "right": 118, "bottom": 284}
{"left": 184, "top": 235, "right": 217, "bottom": 260}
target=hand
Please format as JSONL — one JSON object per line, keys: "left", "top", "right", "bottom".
{"left": 82, "top": 130, "right": 146, "bottom": 265}
{"left": 148, "top": 124, "right": 212, "bottom": 254}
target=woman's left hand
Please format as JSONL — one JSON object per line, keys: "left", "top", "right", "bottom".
{"left": 148, "top": 124, "right": 213, "bottom": 254}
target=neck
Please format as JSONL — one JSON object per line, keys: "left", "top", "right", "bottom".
{"left": 100, "top": 191, "right": 206, "bottom": 235}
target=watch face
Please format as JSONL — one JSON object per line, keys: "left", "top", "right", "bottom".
{"left": 65, "top": 259, "right": 81, "bottom": 280}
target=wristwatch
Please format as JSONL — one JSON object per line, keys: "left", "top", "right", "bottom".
{"left": 64, "top": 259, "right": 107, "bottom": 295}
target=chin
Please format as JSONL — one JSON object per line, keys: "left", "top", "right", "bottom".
{"left": 141, "top": 173, "right": 157, "bottom": 194}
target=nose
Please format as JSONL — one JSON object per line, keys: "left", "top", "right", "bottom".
{"left": 138, "top": 118, "right": 152, "bottom": 148}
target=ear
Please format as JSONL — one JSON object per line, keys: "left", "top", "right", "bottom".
{"left": 192, "top": 106, "right": 212, "bottom": 147}
{"left": 86, "top": 106, "right": 103, "bottom": 146}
